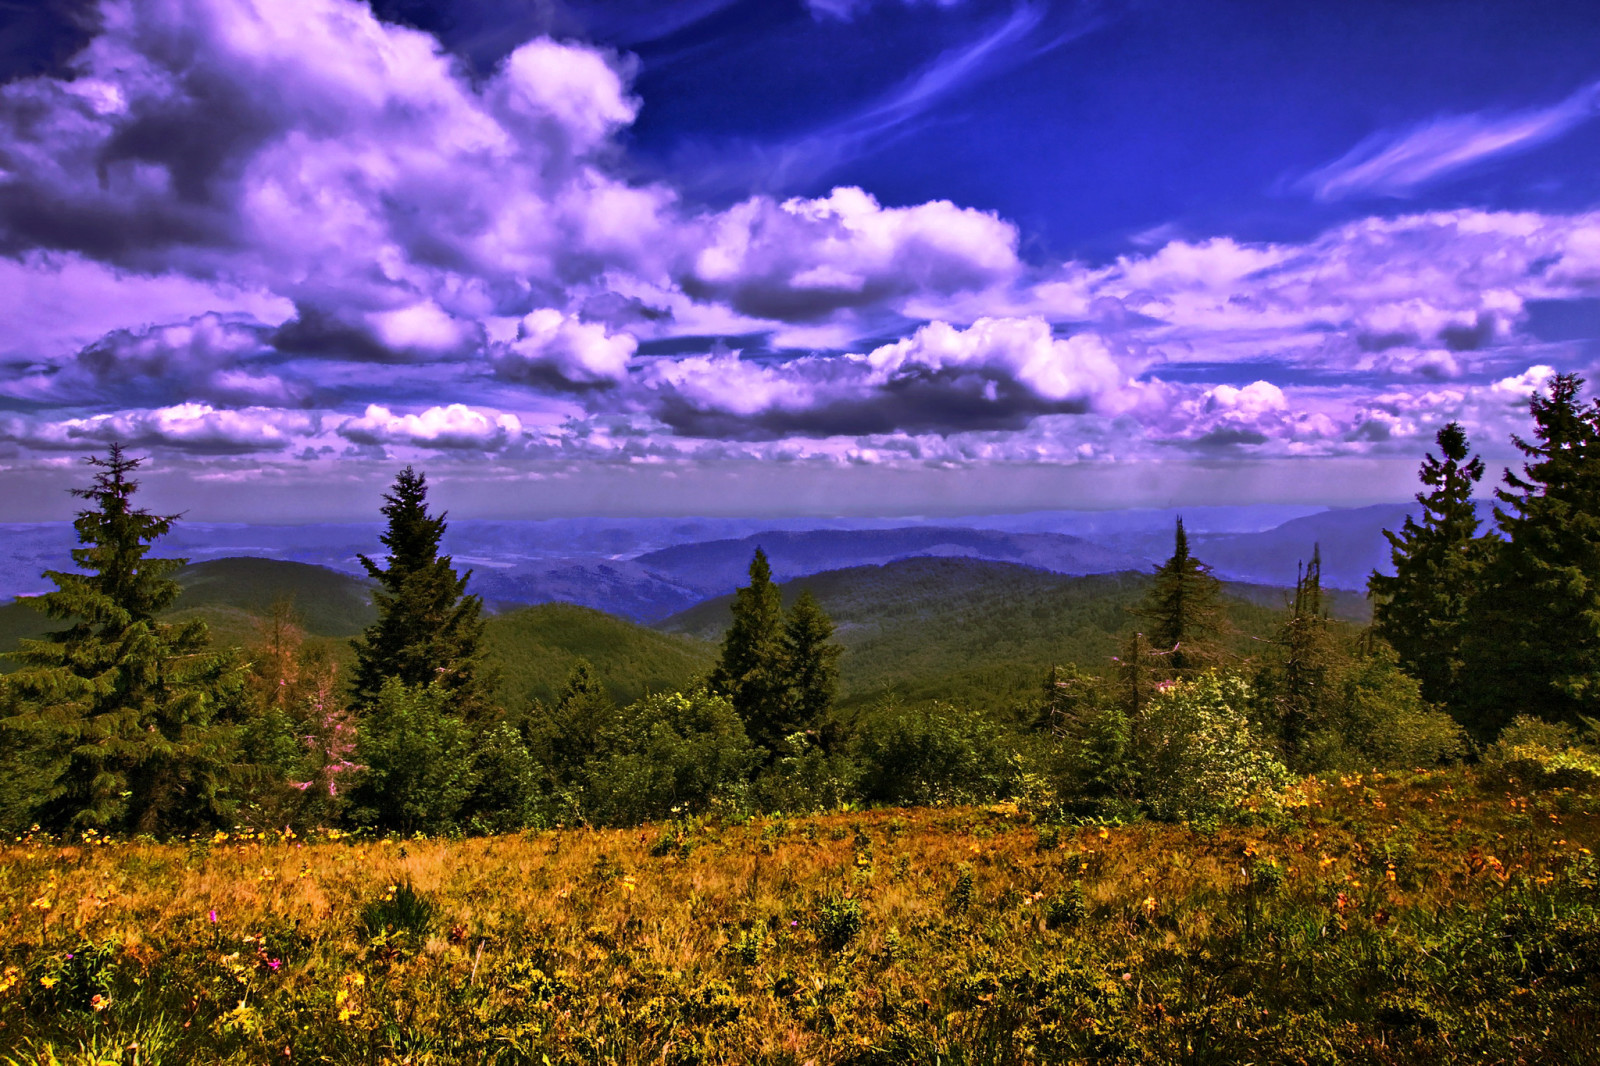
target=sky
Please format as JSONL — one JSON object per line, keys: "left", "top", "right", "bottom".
{"left": 2, "top": 0, "right": 1599, "bottom": 520}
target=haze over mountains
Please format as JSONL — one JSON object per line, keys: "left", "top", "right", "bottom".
{"left": 0, "top": 501, "right": 1468, "bottom": 624}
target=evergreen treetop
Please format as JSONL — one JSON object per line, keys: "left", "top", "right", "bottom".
{"left": 350, "top": 466, "right": 484, "bottom": 714}
{"left": 709, "top": 547, "right": 789, "bottom": 752}
{"left": 4, "top": 445, "right": 244, "bottom": 833}
{"left": 1136, "top": 517, "right": 1223, "bottom": 675}
{"left": 1368, "top": 421, "right": 1491, "bottom": 706}
{"left": 1459, "top": 373, "right": 1600, "bottom": 732}
{"left": 782, "top": 588, "right": 842, "bottom": 735}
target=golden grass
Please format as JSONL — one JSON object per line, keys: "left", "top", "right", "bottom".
{"left": 1, "top": 770, "right": 1598, "bottom": 1064}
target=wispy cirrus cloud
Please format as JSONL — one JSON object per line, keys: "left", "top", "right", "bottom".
{"left": 1302, "top": 78, "right": 1600, "bottom": 202}
{"left": 673, "top": 2, "right": 1097, "bottom": 195}
{"left": 805, "top": 0, "right": 966, "bottom": 23}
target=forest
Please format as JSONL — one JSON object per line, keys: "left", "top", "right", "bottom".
{"left": 0, "top": 374, "right": 1597, "bottom": 1063}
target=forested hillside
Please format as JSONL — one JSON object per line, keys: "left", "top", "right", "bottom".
{"left": 482, "top": 603, "right": 714, "bottom": 710}
{"left": 659, "top": 558, "right": 1362, "bottom": 711}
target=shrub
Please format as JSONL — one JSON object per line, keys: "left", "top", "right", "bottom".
{"left": 814, "top": 893, "right": 863, "bottom": 951}
{"left": 581, "top": 688, "right": 758, "bottom": 826}
{"left": 1301, "top": 644, "right": 1467, "bottom": 771}
{"left": 463, "top": 721, "right": 540, "bottom": 833}
{"left": 359, "top": 880, "right": 439, "bottom": 945}
{"left": 1134, "top": 672, "right": 1293, "bottom": 821}
{"left": 853, "top": 699, "right": 1017, "bottom": 806}
{"left": 751, "top": 731, "right": 862, "bottom": 813}
{"left": 347, "top": 679, "right": 476, "bottom": 834}
{"left": 1483, "top": 715, "right": 1600, "bottom": 788}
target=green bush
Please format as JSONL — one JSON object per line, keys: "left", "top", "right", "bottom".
{"left": 751, "top": 732, "right": 862, "bottom": 813}
{"left": 1483, "top": 715, "right": 1600, "bottom": 788}
{"left": 853, "top": 699, "right": 1017, "bottom": 806}
{"left": 814, "top": 893, "right": 863, "bottom": 951}
{"left": 347, "top": 679, "right": 477, "bottom": 834}
{"left": 1302, "top": 644, "right": 1467, "bottom": 771}
{"left": 1134, "top": 672, "right": 1293, "bottom": 821}
{"left": 359, "top": 880, "right": 439, "bottom": 945}
{"left": 581, "top": 687, "right": 758, "bottom": 826}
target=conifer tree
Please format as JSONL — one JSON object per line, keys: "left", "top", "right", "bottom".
{"left": 1136, "top": 517, "right": 1223, "bottom": 675}
{"left": 350, "top": 467, "right": 484, "bottom": 715}
{"left": 4, "top": 445, "right": 245, "bottom": 833}
{"left": 1459, "top": 373, "right": 1600, "bottom": 734}
{"left": 1368, "top": 422, "right": 1492, "bottom": 706}
{"left": 710, "top": 548, "right": 790, "bottom": 753}
{"left": 782, "top": 589, "right": 842, "bottom": 735}
{"left": 1267, "top": 546, "right": 1337, "bottom": 766}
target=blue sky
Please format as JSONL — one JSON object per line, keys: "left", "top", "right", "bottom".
{"left": 1, "top": 0, "right": 1598, "bottom": 519}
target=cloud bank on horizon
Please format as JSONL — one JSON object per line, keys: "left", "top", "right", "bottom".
{"left": 1, "top": 0, "right": 1599, "bottom": 517}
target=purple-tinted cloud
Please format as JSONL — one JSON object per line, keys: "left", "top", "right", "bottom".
{"left": 2, "top": 403, "right": 319, "bottom": 453}
{"left": 640, "top": 316, "right": 1137, "bottom": 439}
{"left": 490, "top": 309, "right": 637, "bottom": 388}
{"left": 683, "top": 187, "right": 1019, "bottom": 322}
{"left": 337, "top": 403, "right": 522, "bottom": 450}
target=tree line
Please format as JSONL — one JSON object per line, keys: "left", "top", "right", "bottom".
{"left": 1, "top": 372, "right": 1597, "bottom": 835}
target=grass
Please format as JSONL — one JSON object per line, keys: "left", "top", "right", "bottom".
{"left": 1, "top": 770, "right": 1597, "bottom": 1064}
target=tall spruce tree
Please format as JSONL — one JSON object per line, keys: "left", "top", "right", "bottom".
{"left": 709, "top": 548, "right": 790, "bottom": 753}
{"left": 782, "top": 589, "right": 842, "bottom": 736}
{"left": 4, "top": 446, "right": 245, "bottom": 833}
{"left": 1459, "top": 373, "right": 1600, "bottom": 735}
{"left": 1136, "top": 517, "right": 1223, "bottom": 675}
{"left": 350, "top": 467, "right": 484, "bottom": 715}
{"left": 1268, "top": 546, "right": 1337, "bottom": 766}
{"left": 1368, "top": 422, "right": 1492, "bottom": 706}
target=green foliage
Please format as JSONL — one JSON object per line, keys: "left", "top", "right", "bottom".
{"left": 1299, "top": 640, "right": 1467, "bottom": 771}
{"left": 750, "top": 731, "right": 862, "bottom": 813}
{"left": 813, "top": 893, "right": 863, "bottom": 951}
{"left": 1482, "top": 714, "right": 1600, "bottom": 788}
{"left": 1369, "top": 422, "right": 1493, "bottom": 707}
{"left": 347, "top": 679, "right": 477, "bottom": 834}
{"left": 782, "top": 589, "right": 841, "bottom": 731}
{"left": 350, "top": 466, "right": 485, "bottom": 717}
{"left": 1135, "top": 517, "right": 1224, "bottom": 675}
{"left": 1133, "top": 671, "right": 1292, "bottom": 821}
{"left": 1041, "top": 665, "right": 1137, "bottom": 810}
{"left": 709, "top": 548, "right": 791, "bottom": 754}
{"left": 482, "top": 602, "right": 713, "bottom": 711}
{"left": 463, "top": 721, "right": 541, "bottom": 834}
{"left": 2, "top": 446, "right": 248, "bottom": 834}
{"left": 359, "top": 880, "right": 439, "bottom": 945}
{"left": 1460, "top": 373, "right": 1600, "bottom": 736}
{"left": 581, "top": 687, "right": 758, "bottom": 826}
{"left": 852, "top": 698, "right": 1018, "bottom": 806}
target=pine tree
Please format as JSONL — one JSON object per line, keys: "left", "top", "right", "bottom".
{"left": 709, "top": 548, "right": 789, "bottom": 754}
{"left": 1368, "top": 422, "right": 1492, "bottom": 707}
{"left": 3, "top": 445, "right": 246, "bottom": 833}
{"left": 1268, "top": 546, "right": 1338, "bottom": 766}
{"left": 1459, "top": 373, "right": 1600, "bottom": 735}
{"left": 782, "top": 589, "right": 842, "bottom": 736}
{"left": 350, "top": 467, "right": 484, "bottom": 715}
{"left": 1136, "top": 517, "right": 1223, "bottom": 675}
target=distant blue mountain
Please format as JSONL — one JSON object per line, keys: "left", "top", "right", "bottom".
{"left": 1, "top": 501, "right": 1488, "bottom": 616}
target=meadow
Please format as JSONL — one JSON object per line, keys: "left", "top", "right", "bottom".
{"left": 2, "top": 768, "right": 1596, "bottom": 1065}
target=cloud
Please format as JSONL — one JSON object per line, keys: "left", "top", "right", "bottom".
{"left": 1302, "top": 79, "right": 1600, "bottom": 202}
{"left": 1, "top": 403, "right": 319, "bottom": 452}
{"left": 684, "top": 3, "right": 1093, "bottom": 193}
{"left": 23, "top": 313, "right": 307, "bottom": 407}
{"left": 337, "top": 403, "right": 523, "bottom": 449}
{"left": 643, "top": 316, "right": 1138, "bottom": 438}
{"left": 806, "top": 0, "right": 968, "bottom": 22}
{"left": 684, "top": 186, "right": 1019, "bottom": 322}
{"left": 0, "top": 0, "right": 674, "bottom": 310}
{"left": 490, "top": 309, "right": 637, "bottom": 388}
